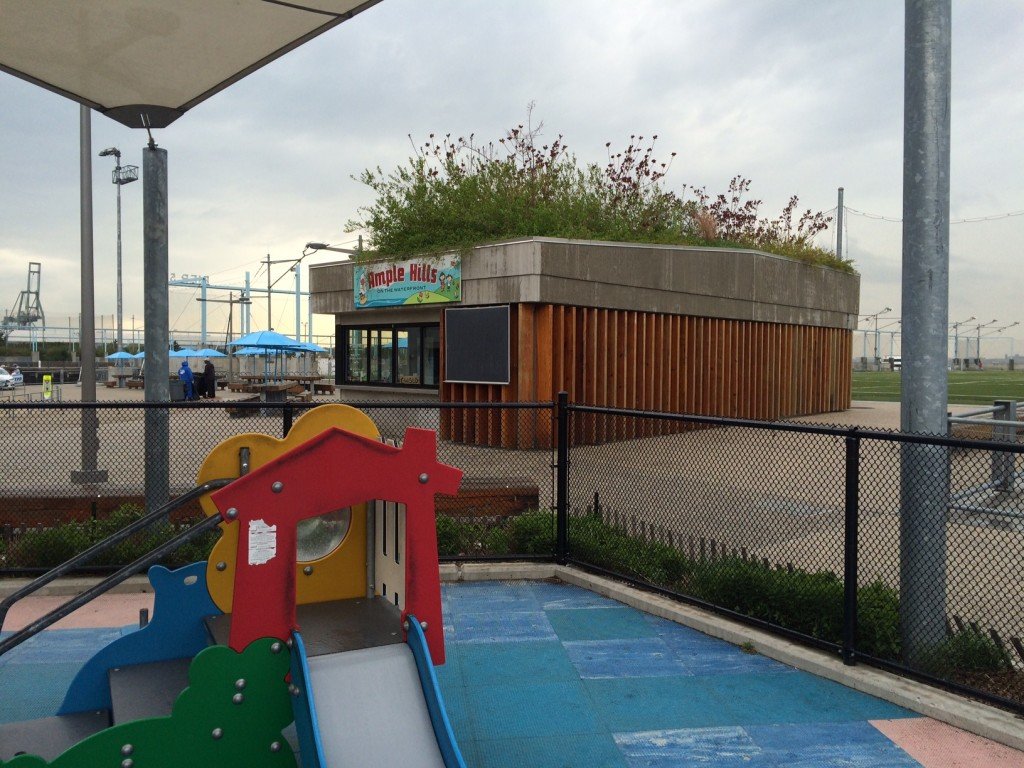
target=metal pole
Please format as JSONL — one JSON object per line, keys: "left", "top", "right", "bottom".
{"left": 72, "top": 105, "right": 107, "bottom": 485}
{"left": 244, "top": 271, "right": 251, "bottom": 334}
{"left": 266, "top": 254, "right": 272, "bottom": 330}
{"left": 899, "top": 0, "right": 951, "bottom": 659}
{"left": 307, "top": 296, "right": 313, "bottom": 345}
{"left": 294, "top": 264, "right": 301, "bottom": 342}
{"left": 143, "top": 143, "right": 170, "bottom": 511}
{"left": 841, "top": 431, "right": 860, "bottom": 666}
{"left": 115, "top": 158, "right": 123, "bottom": 353}
{"left": 200, "top": 275, "right": 208, "bottom": 347}
{"left": 555, "top": 391, "right": 569, "bottom": 564}
{"left": 836, "top": 187, "right": 845, "bottom": 262}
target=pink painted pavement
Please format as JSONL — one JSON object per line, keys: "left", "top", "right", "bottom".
{"left": 3, "top": 594, "right": 155, "bottom": 631}
{"left": 873, "top": 718, "right": 1024, "bottom": 768}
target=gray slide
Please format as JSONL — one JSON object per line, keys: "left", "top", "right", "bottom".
{"left": 307, "top": 644, "right": 447, "bottom": 768}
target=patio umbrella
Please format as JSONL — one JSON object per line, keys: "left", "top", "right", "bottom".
{"left": 195, "top": 348, "right": 227, "bottom": 358}
{"left": 169, "top": 348, "right": 199, "bottom": 358}
{"left": 225, "top": 330, "right": 306, "bottom": 351}
{"left": 226, "top": 331, "right": 306, "bottom": 380}
{"left": 131, "top": 351, "right": 146, "bottom": 359}
{"left": 106, "top": 351, "right": 134, "bottom": 361}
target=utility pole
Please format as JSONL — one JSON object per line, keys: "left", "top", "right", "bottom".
{"left": 262, "top": 253, "right": 307, "bottom": 333}
{"left": 836, "top": 187, "right": 844, "bottom": 262}
{"left": 197, "top": 292, "right": 250, "bottom": 380}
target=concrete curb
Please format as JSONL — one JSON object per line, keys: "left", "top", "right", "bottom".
{"left": 440, "top": 561, "right": 1024, "bottom": 753}
{"left": 0, "top": 575, "right": 153, "bottom": 599}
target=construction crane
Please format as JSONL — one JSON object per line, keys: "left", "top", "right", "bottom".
{"left": 3, "top": 262, "right": 45, "bottom": 327}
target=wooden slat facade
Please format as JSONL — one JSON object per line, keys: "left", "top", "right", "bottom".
{"left": 441, "top": 303, "right": 852, "bottom": 449}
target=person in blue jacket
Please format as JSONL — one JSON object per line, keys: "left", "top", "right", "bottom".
{"left": 178, "top": 359, "right": 195, "bottom": 400}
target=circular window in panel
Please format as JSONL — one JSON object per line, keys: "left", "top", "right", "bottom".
{"left": 296, "top": 508, "right": 351, "bottom": 562}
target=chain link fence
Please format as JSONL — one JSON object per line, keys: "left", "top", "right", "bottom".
{"left": 2, "top": 398, "right": 1022, "bottom": 712}
{"left": 563, "top": 404, "right": 1024, "bottom": 713}
{"left": 0, "top": 401, "right": 555, "bottom": 574}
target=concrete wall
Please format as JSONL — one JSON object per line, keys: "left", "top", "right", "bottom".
{"left": 310, "top": 238, "right": 860, "bottom": 330}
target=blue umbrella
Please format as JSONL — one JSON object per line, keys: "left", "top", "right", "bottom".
{"left": 169, "top": 347, "right": 199, "bottom": 358}
{"left": 131, "top": 351, "right": 146, "bottom": 359}
{"left": 195, "top": 348, "right": 227, "bottom": 358}
{"left": 225, "top": 330, "right": 305, "bottom": 350}
{"left": 106, "top": 350, "right": 133, "bottom": 363}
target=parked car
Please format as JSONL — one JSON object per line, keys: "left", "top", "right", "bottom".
{"left": 0, "top": 365, "right": 24, "bottom": 390}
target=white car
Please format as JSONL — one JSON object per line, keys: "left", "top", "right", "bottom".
{"left": 0, "top": 366, "right": 24, "bottom": 390}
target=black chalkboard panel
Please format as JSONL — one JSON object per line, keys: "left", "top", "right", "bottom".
{"left": 444, "top": 305, "right": 510, "bottom": 384}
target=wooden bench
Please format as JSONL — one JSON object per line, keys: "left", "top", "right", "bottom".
{"left": 216, "top": 379, "right": 229, "bottom": 390}
{"left": 225, "top": 395, "right": 261, "bottom": 417}
{"left": 313, "top": 382, "right": 336, "bottom": 395}
{"left": 126, "top": 379, "right": 144, "bottom": 389}
{"left": 435, "top": 477, "right": 541, "bottom": 519}
{"left": 104, "top": 380, "right": 118, "bottom": 388}
{"left": 227, "top": 382, "right": 246, "bottom": 393}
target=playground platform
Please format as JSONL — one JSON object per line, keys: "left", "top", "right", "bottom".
{"left": 2, "top": 578, "right": 1022, "bottom": 767}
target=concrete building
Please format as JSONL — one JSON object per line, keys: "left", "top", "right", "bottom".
{"left": 310, "top": 237, "right": 860, "bottom": 447}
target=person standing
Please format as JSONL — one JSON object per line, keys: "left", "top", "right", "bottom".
{"left": 178, "top": 359, "right": 195, "bottom": 400}
{"left": 202, "top": 358, "right": 216, "bottom": 398}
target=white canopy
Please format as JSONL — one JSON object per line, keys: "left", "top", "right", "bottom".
{"left": 0, "top": 0, "right": 379, "bottom": 128}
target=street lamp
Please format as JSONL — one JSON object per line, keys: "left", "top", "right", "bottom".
{"left": 303, "top": 240, "right": 362, "bottom": 259}
{"left": 949, "top": 315, "right": 976, "bottom": 370}
{"left": 98, "top": 147, "right": 138, "bottom": 357}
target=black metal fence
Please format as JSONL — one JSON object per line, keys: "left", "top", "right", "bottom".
{"left": 1, "top": 397, "right": 1022, "bottom": 713}
{"left": 561, "top": 400, "right": 1024, "bottom": 715}
{"left": 0, "top": 400, "right": 555, "bottom": 572}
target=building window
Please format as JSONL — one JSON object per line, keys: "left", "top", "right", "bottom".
{"left": 340, "top": 324, "right": 438, "bottom": 387}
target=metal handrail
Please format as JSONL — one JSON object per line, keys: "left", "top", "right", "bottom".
{"left": 0, "top": 512, "right": 228, "bottom": 658}
{"left": 0, "top": 478, "right": 232, "bottom": 631}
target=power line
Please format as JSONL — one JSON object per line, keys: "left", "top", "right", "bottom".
{"left": 844, "top": 206, "right": 1024, "bottom": 224}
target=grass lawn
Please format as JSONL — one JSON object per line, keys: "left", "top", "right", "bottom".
{"left": 852, "top": 370, "right": 1024, "bottom": 405}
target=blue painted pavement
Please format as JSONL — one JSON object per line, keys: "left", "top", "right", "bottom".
{"left": 2, "top": 581, "right": 923, "bottom": 767}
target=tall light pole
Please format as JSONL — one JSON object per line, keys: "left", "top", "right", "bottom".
{"left": 859, "top": 307, "right": 891, "bottom": 369}
{"left": 98, "top": 147, "right": 138, "bottom": 356}
{"left": 949, "top": 315, "right": 976, "bottom": 370}
{"left": 972, "top": 319, "right": 998, "bottom": 367}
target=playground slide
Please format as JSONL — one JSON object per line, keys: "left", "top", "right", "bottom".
{"left": 305, "top": 643, "right": 448, "bottom": 768}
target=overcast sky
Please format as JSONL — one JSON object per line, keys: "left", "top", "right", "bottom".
{"left": 1, "top": 1, "right": 1022, "bottom": 355}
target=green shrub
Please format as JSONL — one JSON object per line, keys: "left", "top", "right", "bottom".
{"left": 508, "top": 511, "right": 556, "bottom": 555}
{"left": 350, "top": 109, "right": 850, "bottom": 273}
{"left": 856, "top": 581, "right": 901, "bottom": 660}
{"left": 918, "top": 630, "right": 1013, "bottom": 677}
{"left": 5, "top": 504, "right": 218, "bottom": 570}
{"left": 436, "top": 515, "right": 472, "bottom": 557}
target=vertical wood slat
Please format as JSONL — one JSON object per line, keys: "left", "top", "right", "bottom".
{"left": 535, "top": 304, "right": 554, "bottom": 447}
{"left": 442, "top": 300, "right": 852, "bottom": 447}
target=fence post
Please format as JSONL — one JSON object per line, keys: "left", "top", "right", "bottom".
{"left": 842, "top": 429, "right": 861, "bottom": 665}
{"left": 992, "top": 400, "right": 1017, "bottom": 491}
{"left": 555, "top": 391, "right": 569, "bottom": 565}
{"left": 283, "top": 403, "right": 293, "bottom": 438}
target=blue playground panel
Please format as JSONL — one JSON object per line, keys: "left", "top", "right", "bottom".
{"left": 439, "top": 580, "right": 922, "bottom": 768}
{"left": 3, "top": 580, "right": 923, "bottom": 767}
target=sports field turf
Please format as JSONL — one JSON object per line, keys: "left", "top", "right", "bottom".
{"left": 852, "top": 370, "right": 1024, "bottom": 405}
